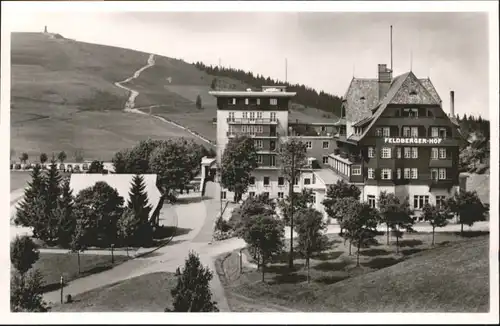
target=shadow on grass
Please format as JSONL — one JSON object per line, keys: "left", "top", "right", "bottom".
{"left": 362, "top": 257, "right": 402, "bottom": 269}
{"left": 266, "top": 263, "right": 304, "bottom": 274}
{"left": 314, "top": 274, "right": 349, "bottom": 285}
{"left": 453, "top": 231, "right": 489, "bottom": 238}
{"left": 42, "top": 265, "right": 115, "bottom": 293}
{"left": 312, "top": 251, "right": 343, "bottom": 261}
{"left": 270, "top": 273, "right": 307, "bottom": 285}
{"left": 397, "top": 239, "right": 423, "bottom": 248}
{"left": 271, "top": 251, "right": 302, "bottom": 264}
{"left": 153, "top": 226, "right": 191, "bottom": 240}
{"left": 401, "top": 248, "right": 426, "bottom": 256}
{"left": 359, "top": 248, "right": 392, "bottom": 257}
{"left": 176, "top": 196, "right": 204, "bottom": 205}
{"left": 313, "top": 260, "right": 349, "bottom": 272}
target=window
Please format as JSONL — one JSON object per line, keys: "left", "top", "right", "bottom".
{"left": 439, "top": 148, "right": 447, "bottom": 159}
{"left": 242, "top": 112, "right": 248, "bottom": 119}
{"left": 397, "top": 168, "right": 402, "bottom": 179}
{"left": 245, "top": 98, "right": 249, "bottom": 105}
{"left": 263, "top": 176, "right": 270, "bottom": 186}
{"left": 249, "top": 192, "right": 255, "bottom": 198}
{"left": 439, "top": 168, "right": 446, "bottom": 180}
{"left": 413, "top": 195, "right": 429, "bottom": 209}
{"left": 410, "top": 108, "right": 419, "bottom": 117}
{"left": 368, "top": 147, "right": 375, "bottom": 158}
{"left": 257, "top": 112, "right": 263, "bottom": 119}
{"left": 304, "top": 178, "right": 311, "bottom": 185}
{"left": 322, "top": 141, "right": 329, "bottom": 149}
{"left": 306, "top": 141, "right": 313, "bottom": 149}
{"left": 228, "top": 125, "right": 235, "bottom": 135}
{"left": 404, "top": 147, "right": 411, "bottom": 159}
{"left": 270, "top": 141, "right": 276, "bottom": 151}
{"left": 439, "top": 128, "right": 447, "bottom": 138}
{"left": 278, "top": 177, "right": 285, "bottom": 186}
{"left": 411, "top": 147, "right": 418, "bottom": 159}
{"left": 228, "top": 112, "right": 235, "bottom": 121}
{"left": 257, "top": 155, "right": 263, "bottom": 164}
{"left": 368, "top": 168, "right": 375, "bottom": 179}
{"left": 249, "top": 177, "right": 255, "bottom": 185}
{"left": 431, "top": 127, "right": 439, "bottom": 138}
{"left": 270, "top": 156, "right": 276, "bottom": 167}
{"left": 278, "top": 192, "right": 284, "bottom": 199}
{"left": 403, "top": 127, "right": 411, "bottom": 137}
{"left": 352, "top": 166, "right": 361, "bottom": 175}
{"left": 436, "top": 195, "right": 446, "bottom": 208}
{"left": 383, "top": 127, "right": 390, "bottom": 137}
{"left": 249, "top": 112, "right": 255, "bottom": 121}
{"left": 257, "top": 98, "right": 261, "bottom": 105}
{"left": 411, "top": 168, "right": 418, "bottom": 179}
{"left": 381, "top": 147, "right": 392, "bottom": 159}
{"left": 270, "top": 112, "right": 276, "bottom": 121}
{"left": 431, "top": 168, "right": 439, "bottom": 181}
{"left": 221, "top": 191, "right": 227, "bottom": 200}
{"left": 311, "top": 192, "right": 316, "bottom": 204}
{"left": 230, "top": 98, "right": 236, "bottom": 105}
{"left": 322, "top": 156, "right": 329, "bottom": 164}
{"left": 263, "top": 192, "right": 270, "bottom": 198}
{"left": 404, "top": 168, "right": 411, "bottom": 179}
{"left": 396, "top": 147, "right": 402, "bottom": 159}
{"left": 254, "top": 140, "right": 263, "bottom": 149}
{"left": 367, "top": 195, "right": 376, "bottom": 208}
{"left": 431, "top": 148, "right": 439, "bottom": 159}
{"left": 375, "top": 128, "right": 382, "bottom": 137}
{"left": 381, "top": 168, "right": 392, "bottom": 180}
{"left": 411, "top": 127, "right": 419, "bottom": 137}
{"left": 294, "top": 177, "right": 299, "bottom": 185}
{"left": 270, "top": 98, "right": 277, "bottom": 105}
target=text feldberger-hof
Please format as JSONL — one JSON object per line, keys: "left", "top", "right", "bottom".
{"left": 384, "top": 138, "right": 443, "bottom": 144}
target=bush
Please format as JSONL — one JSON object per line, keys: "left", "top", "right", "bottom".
{"left": 15, "top": 164, "right": 21, "bottom": 170}
{"left": 213, "top": 230, "right": 234, "bottom": 241}
{"left": 215, "top": 217, "right": 232, "bottom": 233}
{"left": 23, "top": 163, "right": 32, "bottom": 170}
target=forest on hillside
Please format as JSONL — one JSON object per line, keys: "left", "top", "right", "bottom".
{"left": 193, "top": 62, "right": 343, "bottom": 117}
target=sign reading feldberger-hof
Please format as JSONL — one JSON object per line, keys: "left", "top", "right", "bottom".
{"left": 384, "top": 137, "right": 443, "bottom": 144}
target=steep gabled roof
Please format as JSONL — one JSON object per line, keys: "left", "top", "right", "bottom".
{"left": 342, "top": 75, "right": 442, "bottom": 126}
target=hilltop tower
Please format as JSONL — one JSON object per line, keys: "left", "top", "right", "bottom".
{"left": 44, "top": 26, "right": 48, "bottom": 33}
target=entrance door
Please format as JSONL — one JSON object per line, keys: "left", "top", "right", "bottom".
{"left": 270, "top": 125, "right": 276, "bottom": 136}
{"left": 431, "top": 169, "right": 438, "bottom": 181}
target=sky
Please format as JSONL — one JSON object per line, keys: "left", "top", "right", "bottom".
{"left": 7, "top": 10, "right": 490, "bottom": 119}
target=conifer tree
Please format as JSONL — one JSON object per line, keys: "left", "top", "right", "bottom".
{"left": 14, "top": 165, "right": 46, "bottom": 228}
{"left": 55, "top": 179, "right": 76, "bottom": 247}
{"left": 128, "top": 174, "right": 152, "bottom": 223}
{"left": 169, "top": 251, "right": 219, "bottom": 312}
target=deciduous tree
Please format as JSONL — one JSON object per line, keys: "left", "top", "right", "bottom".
{"left": 117, "top": 208, "right": 139, "bottom": 256}
{"left": 278, "top": 138, "right": 307, "bottom": 269}
{"left": 229, "top": 193, "right": 275, "bottom": 237}
{"left": 341, "top": 201, "right": 379, "bottom": 266}
{"left": 57, "top": 151, "right": 67, "bottom": 164}
{"left": 422, "top": 203, "right": 453, "bottom": 245}
{"left": 446, "top": 190, "right": 487, "bottom": 235}
{"left": 169, "top": 251, "right": 219, "bottom": 312}
{"left": 278, "top": 188, "right": 314, "bottom": 226}
{"left": 241, "top": 214, "right": 285, "bottom": 282}
{"left": 322, "top": 180, "right": 361, "bottom": 233}
{"left": 87, "top": 160, "right": 104, "bottom": 173}
{"left": 378, "top": 192, "right": 414, "bottom": 253}
{"left": 220, "top": 135, "right": 258, "bottom": 202}
{"left": 70, "top": 217, "right": 90, "bottom": 274}
{"left": 73, "top": 181, "right": 124, "bottom": 247}
{"left": 294, "top": 207, "right": 328, "bottom": 282}
{"left": 39, "top": 153, "right": 48, "bottom": 165}
{"left": 20, "top": 153, "right": 29, "bottom": 164}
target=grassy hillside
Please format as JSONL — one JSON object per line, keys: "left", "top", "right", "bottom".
{"left": 11, "top": 32, "right": 332, "bottom": 161}
{"left": 10, "top": 33, "right": 209, "bottom": 161}
{"left": 219, "top": 235, "right": 489, "bottom": 312}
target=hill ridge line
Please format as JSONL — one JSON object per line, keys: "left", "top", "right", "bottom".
{"left": 114, "top": 54, "right": 215, "bottom": 147}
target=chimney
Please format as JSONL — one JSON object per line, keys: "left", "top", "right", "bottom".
{"left": 450, "top": 91, "right": 455, "bottom": 117}
{"left": 378, "top": 64, "right": 393, "bottom": 101}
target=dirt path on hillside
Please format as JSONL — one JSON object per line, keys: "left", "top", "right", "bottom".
{"left": 113, "top": 54, "right": 214, "bottom": 147}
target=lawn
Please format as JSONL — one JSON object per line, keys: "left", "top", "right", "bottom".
{"left": 33, "top": 253, "right": 129, "bottom": 293}
{"left": 217, "top": 232, "right": 489, "bottom": 312}
{"left": 49, "top": 272, "right": 177, "bottom": 312}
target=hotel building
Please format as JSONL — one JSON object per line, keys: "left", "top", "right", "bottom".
{"left": 206, "top": 64, "right": 466, "bottom": 221}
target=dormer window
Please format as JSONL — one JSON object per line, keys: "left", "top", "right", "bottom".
{"left": 403, "top": 108, "right": 419, "bottom": 118}
{"left": 245, "top": 98, "right": 249, "bottom": 105}
{"left": 360, "top": 96, "right": 366, "bottom": 101}
{"left": 270, "top": 98, "right": 278, "bottom": 105}
{"left": 229, "top": 98, "right": 236, "bottom": 105}
{"left": 409, "top": 89, "right": 418, "bottom": 96}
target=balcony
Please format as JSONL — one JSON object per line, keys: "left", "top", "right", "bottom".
{"left": 227, "top": 132, "right": 279, "bottom": 139}
{"left": 429, "top": 159, "right": 453, "bottom": 168}
{"left": 227, "top": 118, "right": 279, "bottom": 125}
{"left": 428, "top": 179, "right": 456, "bottom": 191}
